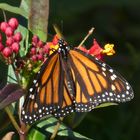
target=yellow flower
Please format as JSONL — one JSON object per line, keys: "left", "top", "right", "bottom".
{"left": 102, "top": 44, "right": 115, "bottom": 56}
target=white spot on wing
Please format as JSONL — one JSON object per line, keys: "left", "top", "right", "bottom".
{"left": 111, "top": 75, "right": 116, "bottom": 81}
{"left": 22, "top": 110, "right": 25, "bottom": 115}
{"left": 126, "top": 86, "right": 130, "bottom": 90}
{"left": 111, "top": 84, "right": 116, "bottom": 91}
{"left": 102, "top": 72, "right": 106, "bottom": 76}
{"left": 102, "top": 63, "right": 106, "bottom": 67}
{"left": 29, "top": 88, "right": 33, "bottom": 92}
{"left": 39, "top": 109, "right": 42, "bottom": 113}
{"left": 109, "top": 69, "right": 113, "bottom": 73}
{"left": 102, "top": 67, "right": 106, "bottom": 71}
{"left": 33, "top": 80, "right": 37, "bottom": 84}
{"left": 109, "top": 92, "right": 113, "bottom": 96}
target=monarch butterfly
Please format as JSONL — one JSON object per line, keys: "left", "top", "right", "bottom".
{"left": 21, "top": 39, "right": 134, "bottom": 124}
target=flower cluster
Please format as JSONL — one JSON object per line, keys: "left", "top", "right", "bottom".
{"left": 29, "top": 35, "right": 49, "bottom": 62}
{"left": 47, "top": 35, "right": 115, "bottom": 60}
{"left": 29, "top": 35, "right": 59, "bottom": 62}
{"left": 78, "top": 39, "right": 115, "bottom": 59}
{"left": 0, "top": 18, "right": 22, "bottom": 58}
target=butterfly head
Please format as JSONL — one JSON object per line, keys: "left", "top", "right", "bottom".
{"left": 58, "top": 39, "right": 71, "bottom": 59}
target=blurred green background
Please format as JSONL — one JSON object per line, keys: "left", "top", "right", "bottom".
{"left": 0, "top": 0, "right": 140, "bottom": 140}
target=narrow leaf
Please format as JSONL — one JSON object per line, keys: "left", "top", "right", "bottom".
{"left": 0, "top": 3, "right": 28, "bottom": 18}
{"left": 0, "top": 84, "right": 24, "bottom": 109}
{"left": 20, "top": 0, "right": 30, "bottom": 17}
{"left": 7, "top": 65, "right": 17, "bottom": 84}
{"left": 0, "top": 83, "right": 21, "bottom": 102}
{"left": 95, "top": 102, "right": 118, "bottom": 109}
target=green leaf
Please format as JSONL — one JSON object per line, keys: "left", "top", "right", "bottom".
{"left": 27, "top": 117, "right": 93, "bottom": 140}
{"left": 20, "top": 0, "right": 30, "bottom": 17}
{"left": 95, "top": 102, "right": 118, "bottom": 109}
{"left": 0, "top": 3, "right": 28, "bottom": 18}
{"left": 27, "top": 129, "right": 46, "bottom": 140}
{"left": 7, "top": 65, "right": 17, "bottom": 84}
{"left": 28, "top": 0, "right": 49, "bottom": 41}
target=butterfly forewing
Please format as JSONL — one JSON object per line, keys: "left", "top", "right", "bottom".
{"left": 21, "top": 52, "right": 60, "bottom": 123}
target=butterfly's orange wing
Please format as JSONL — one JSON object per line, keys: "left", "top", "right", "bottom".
{"left": 68, "top": 49, "right": 133, "bottom": 111}
{"left": 21, "top": 52, "right": 74, "bottom": 124}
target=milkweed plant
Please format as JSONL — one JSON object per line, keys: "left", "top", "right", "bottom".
{"left": 0, "top": 1, "right": 119, "bottom": 140}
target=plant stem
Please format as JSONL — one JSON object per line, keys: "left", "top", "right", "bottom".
{"left": 19, "top": 133, "right": 26, "bottom": 140}
{"left": 50, "top": 117, "right": 64, "bottom": 140}
{"left": 2, "top": 10, "right": 7, "bottom": 22}
{"left": 5, "top": 106, "right": 20, "bottom": 132}
{"left": 19, "top": 122, "right": 28, "bottom": 140}
{"left": 78, "top": 27, "right": 95, "bottom": 48}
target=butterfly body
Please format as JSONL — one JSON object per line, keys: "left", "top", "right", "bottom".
{"left": 58, "top": 39, "right": 70, "bottom": 60}
{"left": 21, "top": 39, "right": 134, "bottom": 124}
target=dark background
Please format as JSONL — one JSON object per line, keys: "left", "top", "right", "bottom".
{"left": 0, "top": 0, "right": 140, "bottom": 140}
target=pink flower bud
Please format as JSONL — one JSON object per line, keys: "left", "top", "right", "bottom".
{"left": 0, "top": 43, "right": 4, "bottom": 51}
{"left": 37, "top": 40, "right": 44, "bottom": 48}
{"left": 0, "top": 33, "right": 2, "bottom": 42}
{"left": 2, "top": 47, "right": 12, "bottom": 57}
{"left": 31, "top": 55, "right": 37, "bottom": 62}
{"left": 8, "top": 18, "right": 19, "bottom": 30}
{"left": 32, "top": 35, "right": 39, "bottom": 46}
{"left": 38, "top": 48, "right": 44, "bottom": 55}
{"left": 13, "top": 32, "right": 22, "bottom": 42}
{"left": 0, "top": 22, "right": 9, "bottom": 32}
{"left": 30, "top": 47, "right": 36, "bottom": 55}
{"left": 6, "top": 37, "right": 14, "bottom": 46}
{"left": 11, "top": 42, "right": 20, "bottom": 53}
{"left": 37, "top": 54, "right": 43, "bottom": 61}
{"left": 5, "top": 27, "right": 14, "bottom": 37}
{"left": 43, "top": 44, "right": 50, "bottom": 54}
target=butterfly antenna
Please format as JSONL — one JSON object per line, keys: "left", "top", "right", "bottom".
{"left": 77, "top": 27, "right": 95, "bottom": 48}
{"left": 53, "top": 24, "right": 64, "bottom": 39}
